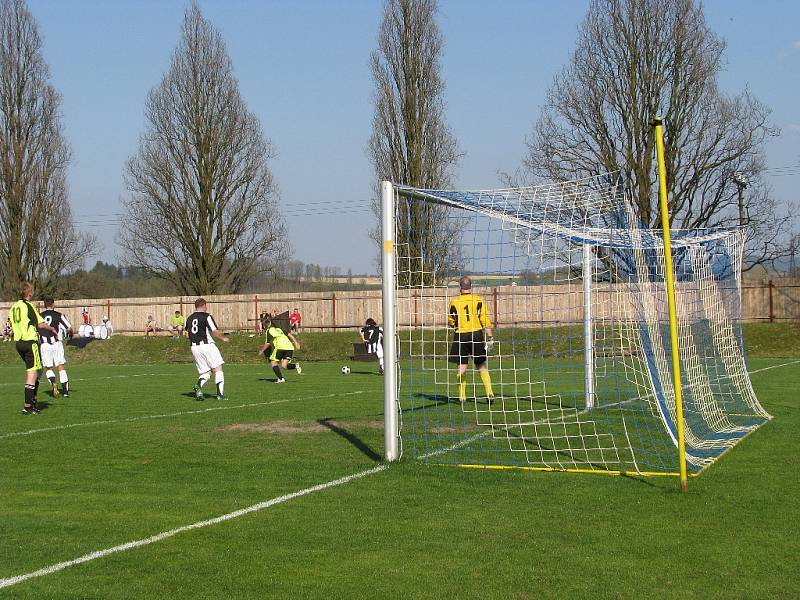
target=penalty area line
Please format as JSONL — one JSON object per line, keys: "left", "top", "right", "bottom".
{"left": 0, "top": 463, "right": 388, "bottom": 590}
{"left": 0, "top": 391, "right": 365, "bottom": 440}
{"left": 747, "top": 359, "right": 800, "bottom": 375}
{"left": 0, "top": 372, "right": 179, "bottom": 388}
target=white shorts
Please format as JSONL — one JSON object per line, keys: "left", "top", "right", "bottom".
{"left": 191, "top": 344, "right": 224, "bottom": 374}
{"left": 41, "top": 341, "right": 66, "bottom": 368}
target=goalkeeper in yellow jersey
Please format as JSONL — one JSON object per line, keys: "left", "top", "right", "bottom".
{"left": 448, "top": 276, "right": 495, "bottom": 404}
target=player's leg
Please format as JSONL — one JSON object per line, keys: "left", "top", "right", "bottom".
{"left": 211, "top": 366, "right": 226, "bottom": 399}
{"left": 18, "top": 341, "right": 40, "bottom": 414}
{"left": 473, "top": 333, "right": 494, "bottom": 400}
{"left": 270, "top": 349, "right": 285, "bottom": 383}
{"left": 202, "top": 344, "right": 227, "bottom": 400}
{"left": 42, "top": 344, "right": 59, "bottom": 398}
{"left": 31, "top": 343, "right": 42, "bottom": 406}
{"left": 191, "top": 346, "right": 211, "bottom": 399}
{"left": 448, "top": 334, "right": 469, "bottom": 403}
{"left": 375, "top": 343, "right": 384, "bottom": 375}
{"left": 57, "top": 364, "right": 69, "bottom": 397}
{"left": 194, "top": 370, "right": 210, "bottom": 399}
{"left": 270, "top": 360, "right": 282, "bottom": 382}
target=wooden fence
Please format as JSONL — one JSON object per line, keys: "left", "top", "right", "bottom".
{"left": 1, "top": 279, "right": 798, "bottom": 335}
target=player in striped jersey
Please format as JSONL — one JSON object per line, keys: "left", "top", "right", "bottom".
{"left": 40, "top": 297, "right": 73, "bottom": 398}
{"left": 9, "top": 282, "right": 59, "bottom": 414}
{"left": 186, "top": 298, "right": 230, "bottom": 400}
{"left": 448, "top": 276, "right": 495, "bottom": 404}
{"left": 360, "top": 318, "right": 384, "bottom": 375}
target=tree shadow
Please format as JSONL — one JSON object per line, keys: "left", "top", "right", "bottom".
{"left": 318, "top": 418, "right": 381, "bottom": 462}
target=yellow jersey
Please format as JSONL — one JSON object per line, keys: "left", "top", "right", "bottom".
{"left": 10, "top": 299, "right": 43, "bottom": 342}
{"left": 448, "top": 293, "right": 492, "bottom": 334}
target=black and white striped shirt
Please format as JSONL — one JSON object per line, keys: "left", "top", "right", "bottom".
{"left": 186, "top": 311, "right": 218, "bottom": 345}
{"left": 40, "top": 310, "right": 71, "bottom": 345}
{"left": 361, "top": 324, "right": 383, "bottom": 353}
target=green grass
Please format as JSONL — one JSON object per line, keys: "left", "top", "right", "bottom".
{"left": 0, "top": 326, "right": 798, "bottom": 598}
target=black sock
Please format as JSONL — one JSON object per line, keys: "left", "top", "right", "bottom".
{"left": 24, "top": 384, "right": 35, "bottom": 407}
{"left": 62, "top": 381, "right": 69, "bottom": 394}
{"left": 48, "top": 376, "right": 55, "bottom": 385}
{"left": 287, "top": 362, "right": 297, "bottom": 370}
{"left": 272, "top": 365, "right": 282, "bottom": 380}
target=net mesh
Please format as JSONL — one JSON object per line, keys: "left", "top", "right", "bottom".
{"left": 392, "top": 174, "right": 770, "bottom": 474}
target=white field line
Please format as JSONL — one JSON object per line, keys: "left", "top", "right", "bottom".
{"left": 0, "top": 372, "right": 178, "bottom": 387}
{"left": 747, "top": 359, "right": 800, "bottom": 375}
{"left": 0, "top": 463, "right": 389, "bottom": 590}
{"left": 0, "top": 391, "right": 365, "bottom": 440}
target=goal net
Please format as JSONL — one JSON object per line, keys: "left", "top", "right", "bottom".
{"left": 382, "top": 174, "right": 771, "bottom": 476}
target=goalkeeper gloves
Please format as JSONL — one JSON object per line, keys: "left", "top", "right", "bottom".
{"left": 485, "top": 336, "right": 494, "bottom": 352}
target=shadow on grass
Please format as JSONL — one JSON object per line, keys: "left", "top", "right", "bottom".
{"left": 318, "top": 418, "right": 381, "bottom": 462}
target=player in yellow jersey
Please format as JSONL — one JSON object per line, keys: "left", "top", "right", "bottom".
{"left": 257, "top": 315, "right": 302, "bottom": 383}
{"left": 9, "top": 282, "right": 58, "bottom": 414}
{"left": 448, "top": 276, "right": 495, "bottom": 404}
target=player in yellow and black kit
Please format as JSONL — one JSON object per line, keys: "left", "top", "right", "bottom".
{"left": 10, "top": 282, "right": 58, "bottom": 414}
{"left": 257, "top": 315, "right": 302, "bottom": 383}
{"left": 448, "top": 276, "right": 495, "bottom": 404}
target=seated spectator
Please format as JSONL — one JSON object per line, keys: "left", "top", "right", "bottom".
{"left": 145, "top": 315, "right": 159, "bottom": 337}
{"left": 168, "top": 310, "right": 185, "bottom": 337}
{"left": 2, "top": 317, "right": 12, "bottom": 342}
{"left": 289, "top": 307, "right": 302, "bottom": 333}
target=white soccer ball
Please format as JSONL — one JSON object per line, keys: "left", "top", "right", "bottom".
{"left": 341, "top": 366, "right": 351, "bottom": 375}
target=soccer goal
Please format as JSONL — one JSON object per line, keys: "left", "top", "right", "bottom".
{"left": 380, "top": 174, "right": 771, "bottom": 479}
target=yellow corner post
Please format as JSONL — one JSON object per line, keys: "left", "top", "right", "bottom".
{"left": 653, "top": 117, "right": 689, "bottom": 493}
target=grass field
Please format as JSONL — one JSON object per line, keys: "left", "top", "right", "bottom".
{"left": 0, "top": 328, "right": 798, "bottom": 598}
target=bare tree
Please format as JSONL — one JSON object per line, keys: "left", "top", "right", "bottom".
{"left": 0, "top": 0, "right": 94, "bottom": 300}
{"left": 509, "top": 0, "right": 792, "bottom": 271}
{"left": 119, "top": 4, "right": 286, "bottom": 295}
{"left": 369, "top": 0, "right": 460, "bottom": 285}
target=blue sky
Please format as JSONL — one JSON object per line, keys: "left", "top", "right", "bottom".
{"left": 26, "top": 0, "right": 800, "bottom": 274}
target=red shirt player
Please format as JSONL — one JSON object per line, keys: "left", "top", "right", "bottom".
{"left": 289, "top": 308, "right": 301, "bottom": 333}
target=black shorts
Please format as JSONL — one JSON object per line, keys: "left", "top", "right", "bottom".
{"left": 448, "top": 331, "right": 486, "bottom": 366}
{"left": 16, "top": 340, "right": 42, "bottom": 371}
{"left": 270, "top": 349, "right": 294, "bottom": 362}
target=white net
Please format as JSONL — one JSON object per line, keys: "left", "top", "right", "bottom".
{"left": 390, "top": 174, "right": 770, "bottom": 475}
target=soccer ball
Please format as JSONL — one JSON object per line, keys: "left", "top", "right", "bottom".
{"left": 341, "top": 366, "right": 351, "bottom": 375}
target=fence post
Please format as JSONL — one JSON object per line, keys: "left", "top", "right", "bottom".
{"left": 254, "top": 295, "right": 259, "bottom": 332}
{"left": 106, "top": 299, "right": 111, "bottom": 320}
{"left": 768, "top": 280, "right": 774, "bottom": 323}
{"left": 332, "top": 293, "right": 337, "bottom": 331}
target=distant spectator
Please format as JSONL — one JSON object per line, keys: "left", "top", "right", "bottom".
{"left": 289, "top": 307, "right": 302, "bottom": 333}
{"left": 258, "top": 310, "right": 270, "bottom": 335}
{"left": 102, "top": 316, "right": 114, "bottom": 338}
{"left": 81, "top": 307, "right": 91, "bottom": 325}
{"left": 145, "top": 315, "right": 159, "bottom": 337}
{"left": 168, "top": 310, "right": 186, "bottom": 338}
{"left": 2, "top": 318, "right": 12, "bottom": 342}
